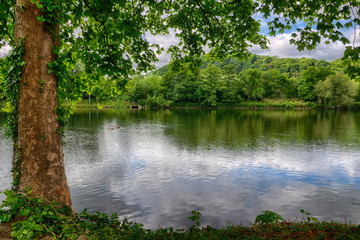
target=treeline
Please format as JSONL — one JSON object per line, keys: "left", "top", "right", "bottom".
{"left": 1, "top": 55, "right": 359, "bottom": 109}
{"left": 126, "top": 55, "right": 359, "bottom": 108}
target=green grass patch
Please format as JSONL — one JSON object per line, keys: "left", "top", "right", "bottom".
{"left": 62, "top": 99, "right": 129, "bottom": 109}
{"left": 167, "top": 99, "right": 318, "bottom": 109}
{"left": 234, "top": 99, "right": 317, "bottom": 109}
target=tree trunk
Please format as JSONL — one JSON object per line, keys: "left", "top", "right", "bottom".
{"left": 14, "top": 0, "right": 72, "bottom": 206}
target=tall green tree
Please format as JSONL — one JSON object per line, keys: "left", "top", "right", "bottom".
{"left": 218, "top": 64, "right": 240, "bottom": 103}
{"left": 261, "top": 69, "right": 288, "bottom": 99}
{"left": 197, "top": 64, "right": 222, "bottom": 106}
{"left": 298, "top": 66, "right": 334, "bottom": 101}
{"left": 1, "top": 0, "right": 359, "bottom": 205}
{"left": 239, "top": 69, "right": 263, "bottom": 101}
{"left": 316, "top": 72, "right": 358, "bottom": 108}
{"left": 172, "top": 71, "right": 200, "bottom": 104}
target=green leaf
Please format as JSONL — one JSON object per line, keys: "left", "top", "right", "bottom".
{"left": 20, "top": 209, "right": 31, "bottom": 216}
{"left": 34, "top": 224, "right": 43, "bottom": 232}
{"left": 36, "top": 15, "right": 46, "bottom": 23}
{"left": 0, "top": 213, "right": 12, "bottom": 223}
{"left": 340, "top": 37, "right": 350, "bottom": 45}
{"left": 27, "top": 231, "right": 34, "bottom": 238}
{"left": 35, "top": 2, "right": 43, "bottom": 9}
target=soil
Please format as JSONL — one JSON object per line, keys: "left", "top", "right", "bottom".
{"left": 0, "top": 222, "right": 12, "bottom": 239}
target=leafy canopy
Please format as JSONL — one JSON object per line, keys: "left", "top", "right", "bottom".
{"left": 0, "top": 0, "right": 359, "bottom": 78}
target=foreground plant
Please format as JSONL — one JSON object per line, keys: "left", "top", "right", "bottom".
{"left": 1, "top": 190, "right": 360, "bottom": 239}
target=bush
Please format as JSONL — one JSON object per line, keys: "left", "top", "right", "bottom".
{"left": 145, "top": 95, "right": 167, "bottom": 108}
{"left": 316, "top": 72, "right": 358, "bottom": 108}
{"left": 2, "top": 190, "right": 360, "bottom": 239}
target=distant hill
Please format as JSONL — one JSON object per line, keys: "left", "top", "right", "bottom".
{"left": 151, "top": 54, "right": 344, "bottom": 78}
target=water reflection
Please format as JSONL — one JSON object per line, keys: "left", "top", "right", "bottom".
{"left": 1, "top": 109, "right": 360, "bottom": 228}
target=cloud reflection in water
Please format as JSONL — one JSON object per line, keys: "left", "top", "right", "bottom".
{"left": 2, "top": 110, "right": 360, "bottom": 228}
{"left": 62, "top": 110, "right": 360, "bottom": 228}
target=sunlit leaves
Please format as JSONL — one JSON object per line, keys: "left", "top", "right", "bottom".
{"left": 2, "top": 0, "right": 360, "bottom": 87}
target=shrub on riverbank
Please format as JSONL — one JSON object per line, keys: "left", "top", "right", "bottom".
{"left": 1, "top": 190, "right": 360, "bottom": 239}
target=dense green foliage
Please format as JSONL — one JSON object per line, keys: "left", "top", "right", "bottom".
{"left": 124, "top": 55, "right": 359, "bottom": 108}
{"left": 2, "top": 54, "right": 359, "bottom": 109}
{"left": 316, "top": 72, "right": 358, "bottom": 108}
{"left": 1, "top": 53, "right": 359, "bottom": 110}
{"left": 1, "top": 190, "right": 360, "bottom": 239}
{"left": 297, "top": 66, "right": 334, "bottom": 101}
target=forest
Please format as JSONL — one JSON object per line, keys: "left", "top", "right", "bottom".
{"left": 2, "top": 54, "right": 358, "bottom": 110}
{"left": 129, "top": 55, "right": 359, "bottom": 108}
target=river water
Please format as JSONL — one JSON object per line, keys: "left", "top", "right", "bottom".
{"left": 1, "top": 109, "right": 360, "bottom": 228}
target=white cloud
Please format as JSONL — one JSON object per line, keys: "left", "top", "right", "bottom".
{"left": 250, "top": 33, "right": 346, "bottom": 61}
{"left": 145, "top": 30, "right": 179, "bottom": 68}
{"left": 149, "top": 31, "right": 351, "bottom": 68}
{"left": 0, "top": 45, "right": 11, "bottom": 58}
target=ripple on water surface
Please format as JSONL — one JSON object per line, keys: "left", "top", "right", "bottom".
{"left": 2, "top": 109, "right": 360, "bottom": 228}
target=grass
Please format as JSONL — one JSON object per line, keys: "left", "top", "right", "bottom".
{"left": 163, "top": 99, "right": 318, "bottom": 110}
{"left": 233, "top": 99, "right": 318, "bottom": 109}
{"left": 2, "top": 98, "right": 358, "bottom": 112}
{"left": 62, "top": 99, "right": 130, "bottom": 109}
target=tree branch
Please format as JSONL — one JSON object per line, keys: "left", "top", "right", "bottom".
{"left": 192, "top": 0, "right": 223, "bottom": 35}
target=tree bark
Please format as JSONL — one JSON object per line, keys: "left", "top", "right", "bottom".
{"left": 14, "top": 0, "right": 72, "bottom": 206}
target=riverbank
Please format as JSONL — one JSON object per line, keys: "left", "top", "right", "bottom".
{"left": 1, "top": 99, "right": 360, "bottom": 112}
{"left": 61, "top": 99, "right": 360, "bottom": 110}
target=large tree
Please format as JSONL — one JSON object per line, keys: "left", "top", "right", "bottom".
{"left": 316, "top": 72, "right": 358, "bottom": 108}
{"left": 0, "top": 0, "right": 359, "bottom": 206}
{"left": 298, "top": 66, "right": 334, "bottom": 101}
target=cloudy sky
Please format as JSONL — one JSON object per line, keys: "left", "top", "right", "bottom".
{"left": 0, "top": 45, "right": 11, "bottom": 58}
{"left": 147, "top": 31, "right": 351, "bottom": 68}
